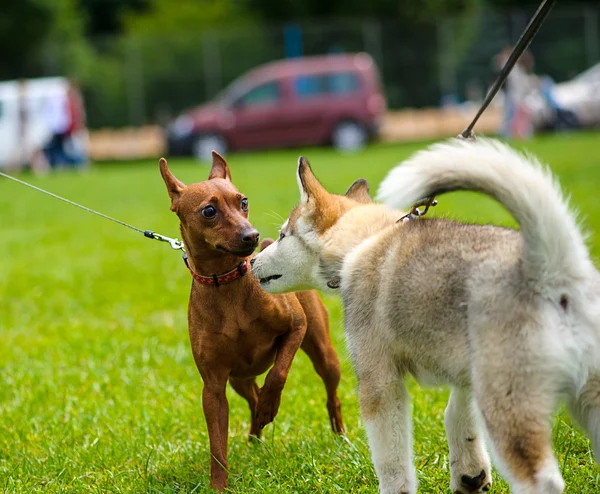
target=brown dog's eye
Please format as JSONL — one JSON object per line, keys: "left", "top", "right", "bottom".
{"left": 241, "top": 198, "right": 248, "bottom": 211}
{"left": 202, "top": 205, "right": 217, "bottom": 218}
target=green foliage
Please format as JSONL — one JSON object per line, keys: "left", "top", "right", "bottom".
{"left": 486, "top": 0, "right": 596, "bottom": 7}
{"left": 1, "top": 133, "right": 600, "bottom": 492}
{"left": 0, "top": 0, "right": 57, "bottom": 79}
{"left": 243, "top": 0, "right": 477, "bottom": 23}
{"left": 118, "top": 0, "right": 277, "bottom": 125}
{"left": 123, "top": 0, "right": 250, "bottom": 35}
{"left": 3, "top": 0, "right": 598, "bottom": 127}
{"left": 78, "top": 0, "right": 151, "bottom": 37}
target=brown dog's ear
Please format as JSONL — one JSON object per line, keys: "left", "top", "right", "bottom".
{"left": 297, "top": 156, "right": 327, "bottom": 205}
{"left": 159, "top": 157, "right": 185, "bottom": 211}
{"left": 345, "top": 178, "right": 371, "bottom": 203}
{"left": 209, "top": 151, "right": 232, "bottom": 181}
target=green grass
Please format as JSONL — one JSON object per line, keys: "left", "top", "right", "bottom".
{"left": 1, "top": 131, "right": 600, "bottom": 493}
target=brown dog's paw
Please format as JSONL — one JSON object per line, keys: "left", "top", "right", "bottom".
{"left": 259, "top": 238, "right": 274, "bottom": 251}
{"left": 210, "top": 468, "right": 228, "bottom": 492}
{"left": 255, "top": 387, "right": 281, "bottom": 429}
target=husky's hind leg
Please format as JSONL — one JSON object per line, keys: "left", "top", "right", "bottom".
{"left": 445, "top": 387, "right": 492, "bottom": 493}
{"left": 471, "top": 328, "right": 564, "bottom": 493}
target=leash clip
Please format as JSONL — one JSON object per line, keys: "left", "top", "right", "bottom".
{"left": 397, "top": 196, "right": 438, "bottom": 223}
{"left": 327, "top": 278, "right": 341, "bottom": 289}
{"left": 144, "top": 230, "right": 185, "bottom": 250}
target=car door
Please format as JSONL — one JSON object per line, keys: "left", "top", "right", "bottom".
{"left": 228, "top": 81, "right": 288, "bottom": 150}
{"left": 286, "top": 71, "right": 362, "bottom": 146}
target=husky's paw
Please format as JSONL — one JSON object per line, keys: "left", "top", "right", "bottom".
{"left": 378, "top": 473, "right": 417, "bottom": 494}
{"left": 453, "top": 469, "right": 491, "bottom": 493}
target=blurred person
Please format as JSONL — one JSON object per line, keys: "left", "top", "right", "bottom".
{"left": 65, "top": 80, "right": 89, "bottom": 168}
{"left": 43, "top": 82, "right": 72, "bottom": 168}
{"left": 43, "top": 79, "right": 88, "bottom": 169}
{"left": 495, "top": 48, "right": 536, "bottom": 139}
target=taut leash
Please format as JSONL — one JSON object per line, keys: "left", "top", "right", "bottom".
{"left": 459, "top": 0, "right": 557, "bottom": 140}
{"left": 0, "top": 170, "right": 184, "bottom": 251}
{"left": 405, "top": 0, "right": 557, "bottom": 220}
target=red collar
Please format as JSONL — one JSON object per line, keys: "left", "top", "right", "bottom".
{"left": 183, "top": 253, "right": 250, "bottom": 287}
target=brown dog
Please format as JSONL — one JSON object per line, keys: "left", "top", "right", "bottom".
{"left": 159, "top": 152, "right": 344, "bottom": 491}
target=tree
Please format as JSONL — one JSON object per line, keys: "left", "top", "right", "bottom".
{"left": 77, "top": 0, "right": 151, "bottom": 37}
{"left": 0, "top": 0, "right": 54, "bottom": 79}
{"left": 242, "top": 0, "right": 477, "bottom": 23}
{"left": 487, "top": 0, "right": 596, "bottom": 6}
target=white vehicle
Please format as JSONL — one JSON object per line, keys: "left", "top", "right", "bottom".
{"left": 527, "top": 62, "right": 600, "bottom": 131}
{"left": 0, "top": 77, "right": 89, "bottom": 169}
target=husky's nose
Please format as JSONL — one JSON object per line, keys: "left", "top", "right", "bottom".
{"left": 241, "top": 229, "right": 259, "bottom": 245}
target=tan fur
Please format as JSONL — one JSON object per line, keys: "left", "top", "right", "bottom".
{"left": 252, "top": 148, "right": 600, "bottom": 494}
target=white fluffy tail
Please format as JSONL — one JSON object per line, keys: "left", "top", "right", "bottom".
{"left": 377, "top": 138, "right": 590, "bottom": 287}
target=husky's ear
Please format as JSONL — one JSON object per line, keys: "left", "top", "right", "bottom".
{"left": 345, "top": 178, "right": 371, "bottom": 203}
{"left": 159, "top": 157, "right": 185, "bottom": 212}
{"left": 297, "top": 156, "right": 327, "bottom": 205}
{"left": 209, "top": 151, "right": 232, "bottom": 181}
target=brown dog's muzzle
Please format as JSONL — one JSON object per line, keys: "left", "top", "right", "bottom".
{"left": 241, "top": 229, "right": 260, "bottom": 247}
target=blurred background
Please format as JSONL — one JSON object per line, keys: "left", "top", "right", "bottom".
{"left": 2, "top": 4, "right": 600, "bottom": 492}
{"left": 1, "top": 0, "right": 599, "bottom": 170}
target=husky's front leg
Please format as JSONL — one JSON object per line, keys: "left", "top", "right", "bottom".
{"left": 445, "top": 387, "right": 492, "bottom": 493}
{"left": 358, "top": 372, "right": 416, "bottom": 494}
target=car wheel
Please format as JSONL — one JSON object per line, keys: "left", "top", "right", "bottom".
{"left": 331, "top": 120, "right": 367, "bottom": 152}
{"left": 193, "top": 133, "right": 227, "bottom": 162}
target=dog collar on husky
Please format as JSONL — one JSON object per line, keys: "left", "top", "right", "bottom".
{"left": 183, "top": 253, "right": 249, "bottom": 287}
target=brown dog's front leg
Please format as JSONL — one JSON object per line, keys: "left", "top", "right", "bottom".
{"left": 202, "top": 379, "right": 230, "bottom": 491}
{"left": 256, "top": 315, "right": 307, "bottom": 429}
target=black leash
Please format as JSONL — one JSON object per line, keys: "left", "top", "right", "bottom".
{"left": 400, "top": 0, "right": 557, "bottom": 222}
{"left": 0, "top": 170, "right": 184, "bottom": 250}
{"left": 460, "top": 0, "right": 556, "bottom": 139}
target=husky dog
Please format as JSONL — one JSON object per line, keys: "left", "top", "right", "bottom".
{"left": 251, "top": 138, "right": 600, "bottom": 494}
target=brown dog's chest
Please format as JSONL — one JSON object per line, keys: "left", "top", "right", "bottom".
{"left": 188, "top": 285, "right": 298, "bottom": 379}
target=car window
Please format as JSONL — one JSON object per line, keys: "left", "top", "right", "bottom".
{"left": 294, "top": 72, "right": 359, "bottom": 99}
{"left": 329, "top": 72, "right": 359, "bottom": 94}
{"left": 236, "top": 82, "right": 280, "bottom": 107}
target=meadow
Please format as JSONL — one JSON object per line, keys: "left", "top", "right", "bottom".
{"left": 1, "top": 132, "right": 600, "bottom": 493}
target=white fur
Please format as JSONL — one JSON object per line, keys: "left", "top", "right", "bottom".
{"left": 253, "top": 232, "right": 320, "bottom": 293}
{"left": 363, "top": 381, "right": 417, "bottom": 494}
{"left": 509, "top": 458, "right": 564, "bottom": 494}
{"left": 254, "top": 139, "right": 600, "bottom": 493}
{"left": 445, "top": 388, "right": 492, "bottom": 492}
{"left": 376, "top": 138, "right": 592, "bottom": 289}
{"left": 297, "top": 158, "right": 309, "bottom": 205}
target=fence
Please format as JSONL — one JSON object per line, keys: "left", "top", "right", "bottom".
{"left": 32, "top": 5, "right": 600, "bottom": 129}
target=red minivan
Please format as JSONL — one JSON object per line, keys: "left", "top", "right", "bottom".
{"left": 167, "top": 53, "right": 386, "bottom": 160}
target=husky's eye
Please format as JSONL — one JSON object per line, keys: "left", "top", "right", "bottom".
{"left": 202, "top": 205, "right": 217, "bottom": 218}
{"left": 240, "top": 198, "right": 248, "bottom": 211}
{"left": 279, "top": 231, "right": 286, "bottom": 241}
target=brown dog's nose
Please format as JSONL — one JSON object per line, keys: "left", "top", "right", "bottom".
{"left": 241, "top": 229, "right": 259, "bottom": 245}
